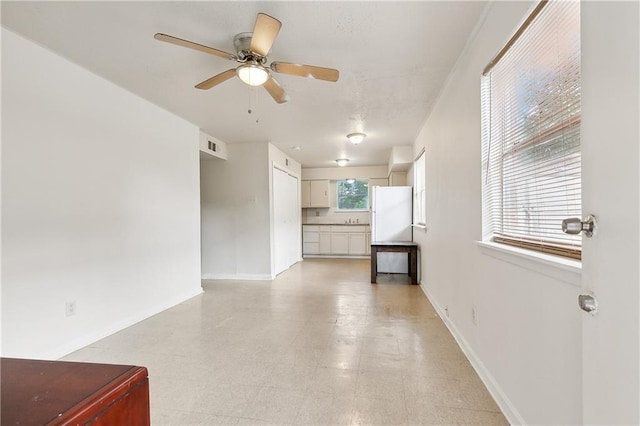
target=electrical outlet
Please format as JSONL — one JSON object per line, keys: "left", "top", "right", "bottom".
{"left": 65, "top": 301, "right": 77, "bottom": 317}
{"left": 472, "top": 305, "right": 478, "bottom": 325}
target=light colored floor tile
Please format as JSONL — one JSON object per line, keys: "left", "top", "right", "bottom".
{"left": 359, "top": 352, "right": 405, "bottom": 373}
{"left": 404, "top": 375, "right": 501, "bottom": 412}
{"left": 59, "top": 258, "right": 506, "bottom": 426}
{"left": 294, "top": 391, "right": 355, "bottom": 425}
{"left": 262, "top": 363, "right": 317, "bottom": 391}
{"left": 355, "top": 370, "right": 405, "bottom": 401}
{"left": 317, "top": 345, "right": 361, "bottom": 370}
{"left": 308, "top": 366, "right": 358, "bottom": 396}
{"left": 360, "top": 336, "right": 401, "bottom": 356}
{"left": 351, "top": 396, "right": 409, "bottom": 425}
{"left": 242, "top": 386, "right": 306, "bottom": 424}
{"left": 405, "top": 399, "right": 509, "bottom": 425}
{"left": 152, "top": 409, "right": 239, "bottom": 426}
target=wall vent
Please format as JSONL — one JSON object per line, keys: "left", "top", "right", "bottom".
{"left": 208, "top": 141, "right": 217, "bottom": 152}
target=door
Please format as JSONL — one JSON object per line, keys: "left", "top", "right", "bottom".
{"left": 273, "top": 167, "right": 300, "bottom": 275}
{"left": 580, "top": 3, "right": 639, "bottom": 423}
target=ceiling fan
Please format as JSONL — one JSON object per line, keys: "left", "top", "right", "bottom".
{"left": 154, "top": 13, "right": 340, "bottom": 104}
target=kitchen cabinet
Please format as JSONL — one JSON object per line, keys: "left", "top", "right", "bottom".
{"left": 302, "top": 225, "right": 319, "bottom": 254}
{"left": 301, "top": 180, "right": 330, "bottom": 208}
{"left": 331, "top": 233, "right": 349, "bottom": 254}
{"left": 319, "top": 231, "right": 331, "bottom": 254}
{"left": 349, "top": 233, "right": 366, "bottom": 255}
{"left": 366, "top": 232, "right": 371, "bottom": 255}
{"left": 302, "top": 224, "right": 370, "bottom": 256}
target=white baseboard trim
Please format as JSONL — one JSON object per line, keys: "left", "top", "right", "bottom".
{"left": 42, "top": 286, "right": 204, "bottom": 361}
{"left": 303, "top": 255, "right": 369, "bottom": 260}
{"left": 201, "top": 273, "right": 275, "bottom": 281}
{"left": 419, "top": 283, "right": 526, "bottom": 426}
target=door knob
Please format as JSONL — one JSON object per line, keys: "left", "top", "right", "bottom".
{"left": 578, "top": 294, "right": 598, "bottom": 314}
{"left": 562, "top": 214, "right": 596, "bottom": 237}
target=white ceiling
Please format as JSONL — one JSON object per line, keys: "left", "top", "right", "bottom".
{"left": 2, "top": 1, "right": 487, "bottom": 168}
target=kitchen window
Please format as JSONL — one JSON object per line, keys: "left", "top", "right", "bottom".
{"left": 336, "top": 179, "right": 369, "bottom": 210}
{"left": 481, "top": 0, "right": 581, "bottom": 260}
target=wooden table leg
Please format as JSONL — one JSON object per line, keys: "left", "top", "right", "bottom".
{"left": 409, "top": 247, "right": 418, "bottom": 284}
{"left": 371, "top": 247, "right": 377, "bottom": 283}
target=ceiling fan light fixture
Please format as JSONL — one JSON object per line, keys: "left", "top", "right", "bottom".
{"left": 336, "top": 158, "right": 349, "bottom": 167}
{"left": 347, "top": 133, "right": 366, "bottom": 145}
{"left": 237, "top": 62, "right": 269, "bottom": 86}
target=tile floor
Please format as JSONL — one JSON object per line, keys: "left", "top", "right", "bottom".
{"left": 62, "top": 258, "right": 508, "bottom": 425}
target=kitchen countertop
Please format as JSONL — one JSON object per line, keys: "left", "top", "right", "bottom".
{"left": 303, "top": 223, "right": 370, "bottom": 226}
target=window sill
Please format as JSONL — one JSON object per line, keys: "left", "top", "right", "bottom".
{"left": 475, "top": 240, "right": 581, "bottom": 287}
{"left": 412, "top": 224, "right": 428, "bottom": 233}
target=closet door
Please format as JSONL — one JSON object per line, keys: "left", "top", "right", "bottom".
{"left": 273, "top": 167, "right": 300, "bottom": 276}
{"left": 286, "top": 171, "right": 300, "bottom": 266}
{"left": 273, "top": 167, "right": 289, "bottom": 275}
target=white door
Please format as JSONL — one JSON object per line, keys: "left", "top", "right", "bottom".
{"left": 273, "top": 167, "right": 289, "bottom": 275}
{"left": 287, "top": 170, "right": 300, "bottom": 265}
{"left": 580, "top": 3, "right": 639, "bottom": 423}
{"left": 273, "top": 166, "right": 300, "bottom": 276}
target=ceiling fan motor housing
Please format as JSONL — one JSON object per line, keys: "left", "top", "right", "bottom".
{"left": 233, "top": 32, "right": 255, "bottom": 61}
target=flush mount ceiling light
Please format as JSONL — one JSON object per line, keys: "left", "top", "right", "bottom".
{"left": 347, "top": 133, "right": 366, "bottom": 145}
{"left": 336, "top": 158, "right": 349, "bottom": 167}
{"left": 236, "top": 62, "right": 269, "bottom": 86}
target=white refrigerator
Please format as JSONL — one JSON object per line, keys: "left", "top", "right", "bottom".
{"left": 370, "top": 186, "right": 413, "bottom": 273}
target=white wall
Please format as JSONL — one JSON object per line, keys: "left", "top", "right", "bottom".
{"left": 1, "top": 29, "right": 203, "bottom": 359}
{"left": 412, "top": 2, "right": 584, "bottom": 424}
{"left": 200, "top": 143, "right": 272, "bottom": 280}
{"left": 200, "top": 143, "right": 301, "bottom": 280}
{"left": 302, "top": 165, "right": 388, "bottom": 181}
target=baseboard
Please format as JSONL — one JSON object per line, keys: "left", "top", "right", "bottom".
{"left": 419, "top": 283, "right": 526, "bottom": 426}
{"left": 303, "top": 255, "right": 369, "bottom": 260}
{"left": 43, "top": 286, "right": 204, "bottom": 360}
{"left": 201, "top": 273, "right": 275, "bottom": 281}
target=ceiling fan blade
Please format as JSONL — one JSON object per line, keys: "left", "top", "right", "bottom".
{"left": 249, "top": 13, "right": 282, "bottom": 57}
{"left": 270, "top": 62, "right": 339, "bottom": 82}
{"left": 195, "top": 69, "right": 237, "bottom": 90}
{"left": 263, "top": 76, "right": 288, "bottom": 104}
{"left": 154, "top": 33, "right": 236, "bottom": 61}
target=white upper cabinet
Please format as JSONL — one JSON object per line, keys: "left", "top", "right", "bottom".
{"left": 301, "top": 180, "right": 330, "bottom": 208}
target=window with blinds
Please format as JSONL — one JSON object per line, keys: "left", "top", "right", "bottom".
{"left": 414, "top": 150, "right": 426, "bottom": 225}
{"left": 481, "top": 0, "right": 581, "bottom": 260}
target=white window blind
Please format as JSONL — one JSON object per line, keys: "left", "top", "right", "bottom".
{"left": 414, "top": 150, "right": 426, "bottom": 225}
{"left": 481, "top": 0, "right": 581, "bottom": 260}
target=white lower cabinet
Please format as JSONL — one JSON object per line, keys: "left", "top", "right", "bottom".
{"left": 331, "top": 233, "right": 349, "bottom": 254}
{"left": 319, "top": 232, "right": 331, "bottom": 254}
{"left": 349, "top": 233, "right": 366, "bottom": 255}
{"left": 302, "top": 224, "right": 371, "bottom": 256}
{"left": 302, "top": 225, "right": 320, "bottom": 254}
{"left": 366, "top": 232, "right": 371, "bottom": 255}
